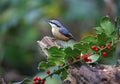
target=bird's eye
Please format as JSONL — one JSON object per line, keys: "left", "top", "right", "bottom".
{"left": 49, "top": 21, "right": 61, "bottom": 27}
{"left": 50, "top": 21, "right": 54, "bottom": 24}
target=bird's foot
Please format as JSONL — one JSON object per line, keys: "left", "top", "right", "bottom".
{"left": 52, "top": 38, "right": 57, "bottom": 41}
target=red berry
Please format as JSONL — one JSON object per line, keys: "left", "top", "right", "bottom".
{"left": 91, "top": 45, "right": 97, "bottom": 50}
{"left": 70, "top": 58, "right": 74, "bottom": 62}
{"left": 85, "top": 52, "right": 89, "bottom": 57}
{"left": 43, "top": 78, "right": 46, "bottom": 81}
{"left": 100, "top": 45, "right": 105, "bottom": 49}
{"left": 91, "top": 45, "right": 98, "bottom": 52}
{"left": 76, "top": 55, "right": 80, "bottom": 59}
{"left": 46, "top": 70, "right": 51, "bottom": 74}
{"left": 33, "top": 77, "right": 38, "bottom": 81}
{"left": 37, "top": 77, "right": 41, "bottom": 81}
{"left": 41, "top": 81, "right": 45, "bottom": 84}
{"left": 107, "top": 42, "right": 111, "bottom": 47}
{"left": 94, "top": 48, "right": 98, "bottom": 52}
{"left": 107, "top": 46, "right": 110, "bottom": 50}
{"left": 81, "top": 54, "right": 85, "bottom": 58}
{"left": 102, "top": 51, "right": 107, "bottom": 56}
{"left": 83, "top": 57, "right": 89, "bottom": 62}
{"left": 88, "top": 59, "right": 92, "bottom": 62}
{"left": 33, "top": 81, "right": 36, "bottom": 84}
{"left": 41, "top": 78, "right": 46, "bottom": 84}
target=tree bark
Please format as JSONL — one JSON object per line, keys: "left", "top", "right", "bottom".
{"left": 37, "top": 36, "right": 120, "bottom": 84}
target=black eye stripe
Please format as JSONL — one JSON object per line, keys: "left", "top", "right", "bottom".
{"left": 50, "top": 22, "right": 60, "bottom": 27}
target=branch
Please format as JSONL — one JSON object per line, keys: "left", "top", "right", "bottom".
{"left": 38, "top": 36, "right": 120, "bottom": 84}
{"left": 37, "top": 36, "right": 61, "bottom": 57}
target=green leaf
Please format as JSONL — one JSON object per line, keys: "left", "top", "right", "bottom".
{"left": 87, "top": 54, "right": 99, "bottom": 63}
{"left": 46, "top": 46, "right": 65, "bottom": 57}
{"left": 64, "top": 47, "right": 81, "bottom": 59}
{"left": 94, "top": 27, "right": 103, "bottom": 34}
{"left": 99, "top": 46, "right": 117, "bottom": 65}
{"left": 74, "top": 42, "right": 88, "bottom": 52}
{"left": 38, "top": 62, "right": 49, "bottom": 70}
{"left": 47, "top": 56, "right": 65, "bottom": 64}
{"left": 74, "top": 35, "right": 97, "bottom": 52}
{"left": 100, "top": 17, "right": 115, "bottom": 36}
{"left": 81, "top": 35, "right": 97, "bottom": 44}
{"left": 54, "top": 69, "right": 62, "bottom": 75}
{"left": 38, "top": 61, "right": 56, "bottom": 70}
{"left": 74, "top": 42, "right": 91, "bottom": 52}
{"left": 61, "top": 69, "right": 68, "bottom": 80}
{"left": 97, "top": 33, "right": 111, "bottom": 45}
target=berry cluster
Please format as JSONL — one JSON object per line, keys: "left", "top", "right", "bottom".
{"left": 91, "top": 45, "right": 98, "bottom": 52}
{"left": 33, "top": 76, "right": 41, "bottom": 84}
{"left": 70, "top": 52, "right": 92, "bottom": 63}
{"left": 33, "top": 77, "right": 46, "bottom": 84}
{"left": 91, "top": 42, "right": 111, "bottom": 57}
{"left": 70, "top": 55, "right": 81, "bottom": 63}
{"left": 81, "top": 53, "right": 92, "bottom": 62}
{"left": 70, "top": 42, "right": 112, "bottom": 64}
{"left": 32, "top": 70, "right": 51, "bottom": 84}
{"left": 106, "top": 42, "right": 111, "bottom": 50}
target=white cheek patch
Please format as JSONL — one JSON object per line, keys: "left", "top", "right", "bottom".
{"left": 49, "top": 23, "right": 56, "bottom": 27}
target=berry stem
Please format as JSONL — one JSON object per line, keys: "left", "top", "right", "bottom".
{"left": 42, "top": 58, "right": 83, "bottom": 80}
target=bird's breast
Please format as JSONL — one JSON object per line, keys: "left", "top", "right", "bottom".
{"left": 51, "top": 27, "right": 69, "bottom": 41}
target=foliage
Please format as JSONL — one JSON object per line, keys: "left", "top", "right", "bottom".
{"left": 36, "top": 17, "right": 119, "bottom": 84}
{"left": 9, "top": 15, "right": 120, "bottom": 83}
{"left": 0, "top": 0, "right": 119, "bottom": 83}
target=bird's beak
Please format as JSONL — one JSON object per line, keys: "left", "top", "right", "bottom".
{"left": 47, "top": 20, "right": 51, "bottom": 23}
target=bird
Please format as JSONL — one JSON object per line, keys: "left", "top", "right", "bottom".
{"left": 48, "top": 20, "right": 74, "bottom": 41}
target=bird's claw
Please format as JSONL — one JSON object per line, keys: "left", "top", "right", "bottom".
{"left": 52, "top": 38, "right": 57, "bottom": 41}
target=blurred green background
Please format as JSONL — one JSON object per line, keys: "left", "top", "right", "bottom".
{"left": 0, "top": 0, "right": 120, "bottom": 83}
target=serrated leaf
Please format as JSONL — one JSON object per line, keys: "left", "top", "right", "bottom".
{"left": 97, "top": 33, "right": 111, "bottom": 45}
{"left": 74, "top": 36, "right": 97, "bottom": 52}
{"left": 38, "top": 62, "right": 49, "bottom": 70}
{"left": 94, "top": 27, "right": 103, "bottom": 34}
{"left": 64, "top": 47, "right": 81, "bottom": 59}
{"left": 100, "top": 17, "right": 115, "bottom": 36}
{"left": 46, "top": 46, "right": 65, "bottom": 57}
{"left": 54, "top": 69, "right": 62, "bottom": 75}
{"left": 81, "top": 35, "right": 97, "bottom": 44}
{"left": 47, "top": 56, "right": 65, "bottom": 64}
{"left": 74, "top": 42, "right": 91, "bottom": 52}
{"left": 38, "top": 61, "right": 56, "bottom": 70}
{"left": 61, "top": 69, "right": 68, "bottom": 80}
{"left": 87, "top": 54, "right": 99, "bottom": 63}
{"left": 99, "top": 46, "right": 117, "bottom": 65}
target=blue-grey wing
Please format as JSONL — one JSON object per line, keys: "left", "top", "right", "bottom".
{"left": 59, "top": 27, "right": 74, "bottom": 39}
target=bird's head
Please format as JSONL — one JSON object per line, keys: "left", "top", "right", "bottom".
{"left": 48, "top": 20, "right": 62, "bottom": 28}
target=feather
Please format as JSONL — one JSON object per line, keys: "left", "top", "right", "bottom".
{"left": 59, "top": 27, "right": 74, "bottom": 39}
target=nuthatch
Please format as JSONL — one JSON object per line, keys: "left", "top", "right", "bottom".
{"left": 48, "top": 20, "right": 74, "bottom": 41}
